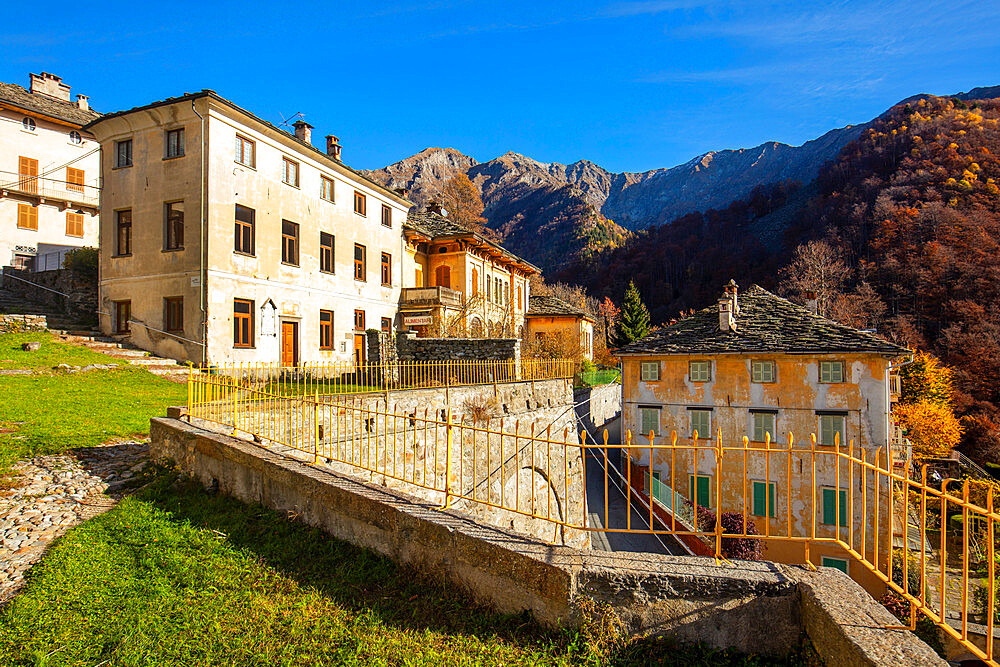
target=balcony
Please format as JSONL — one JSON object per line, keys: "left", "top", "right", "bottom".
{"left": 889, "top": 374, "right": 901, "bottom": 400}
{"left": 0, "top": 170, "right": 99, "bottom": 210}
{"left": 400, "top": 286, "right": 464, "bottom": 309}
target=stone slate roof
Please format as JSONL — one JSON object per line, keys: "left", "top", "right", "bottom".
{"left": 526, "top": 294, "right": 593, "bottom": 320}
{"left": 0, "top": 82, "right": 101, "bottom": 126}
{"left": 84, "top": 90, "right": 410, "bottom": 207}
{"left": 404, "top": 210, "right": 540, "bottom": 273}
{"left": 617, "top": 285, "right": 909, "bottom": 356}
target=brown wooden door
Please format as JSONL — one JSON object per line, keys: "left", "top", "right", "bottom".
{"left": 281, "top": 321, "right": 298, "bottom": 367}
{"left": 353, "top": 333, "right": 366, "bottom": 366}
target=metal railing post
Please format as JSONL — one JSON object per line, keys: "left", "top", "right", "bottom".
{"left": 440, "top": 409, "right": 454, "bottom": 509}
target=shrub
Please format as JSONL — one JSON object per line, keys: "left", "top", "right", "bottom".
{"left": 63, "top": 246, "right": 98, "bottom": 279}
{"left": 690, "top": 504, "right": 764, "bottom": 561}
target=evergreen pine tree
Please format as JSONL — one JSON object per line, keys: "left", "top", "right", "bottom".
{"left": 613, "top": 280, "right": 651, "bottom": 347}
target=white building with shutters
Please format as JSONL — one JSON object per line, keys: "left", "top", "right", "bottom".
{"left": 0, "top": 72, "right": 101, "bottom": 271}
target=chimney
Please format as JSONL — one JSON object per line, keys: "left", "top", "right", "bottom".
{"left": 719, "top": 297, "right": 736, "bottom": 332}
{"left": 426, "top": 200, "right": 443, "bottom": 215}
{"left": 325, "top": 135, "right": 341, "bottom": 160}
{"left": 76, "top": 94, "right": 89, "bottom": 111}
{"left": 29, "top": 72, "right": 72, "bottom": 102}
{"left": 725, "top": 279, "right": 739, "bottom": 314}
{"left": 393, "top": 187, "right": 409, "bottom": 198}
{"left": 293, "top": 120, "right": 313, "bottom": 145}
{"left": 805, "top": 290, "right": 818, "bottom": 315}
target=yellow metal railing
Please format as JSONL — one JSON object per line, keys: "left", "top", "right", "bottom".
{"left": 186, "top": 368, "right": 998, "bottom": 663}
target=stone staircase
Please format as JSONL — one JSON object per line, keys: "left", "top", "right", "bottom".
{"left": 58, "top": 331, "right": 195, "bottom": 382}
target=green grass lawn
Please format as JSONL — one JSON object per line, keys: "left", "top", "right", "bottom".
{"left": 0, "top": 332, "right": 187, "bottom": 476}
{"left": 0, "top": 469, "right": 802, "bottom": 666}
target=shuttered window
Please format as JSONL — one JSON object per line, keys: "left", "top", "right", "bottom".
{"left": 751, "top": 360, "right": 775, "bottom": 383}
{"left": 752, "top": 412, "right": 776, "bottom": 442}
{"left": 639, "top": 407, "right": 659, "bottom": 437}
{"left": 689, "top": 475, "right": 711, "bottom": 508}
{"left": 18, "top": 156, "right": 38, "bottom": 194}
{"left": 690, "top": 408, "right": 711, "bottom": 439}
{"left": 66, "top": 167, "right": 85, "bottom": 193}
{"left": 821, "top": 488, "right": 848, "bottom": 527}
{"left": 640, "top": 362, "right": 659, "bottom": 381}
{"left": 17, "top": 203, "right": 38, "bottom": 230}
{"left": 752, "top": 481, "right": 776, "bottom": 518}
{"left": 65, "top": 212, "right": 84, "bottom": 238}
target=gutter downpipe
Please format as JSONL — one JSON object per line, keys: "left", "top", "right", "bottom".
{"left": 191, "top": 99, "right": 207, "bottom": 365}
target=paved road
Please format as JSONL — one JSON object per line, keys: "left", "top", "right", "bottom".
{"left": 584, "top": 448, "right": 688, "bottom": 556}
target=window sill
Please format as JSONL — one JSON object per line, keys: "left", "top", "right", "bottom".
{"left": 113, "top": 254, "right": 133, "bottom": 258}
{"left": 354, "top": 212, "right": 367, "bottom": 217}
{"left": 112, "top": 164, "right": 133, "bottom": 170}
{"left": 66, "top": 234, "right": 84, "bottom": 239}
{"left": 235, "top": 161, "right": 256, "bottom": 171}
{"left": 281, "top": 262, "right": 301, "bottom": 268}
{"left": 321, "top": 197, "right": 335, "bottom": 204}
{"left": 16, "top": 227, "right": 38, "bottom": 232}
{"left": 354, "top": 278, "right": 367, "bottom": 283}
{"left": 282, "top": 182, "right": 300, "bottom": 189}
{"left": 163, "top": 154, "right": 186, "bottom": 161}
{"left": 233, "top": 251, "right": 256, "bottom": 258}
{"left": 233, "top": 345, "right": 256, "bottom": 350}
{"left": 162, "top": 247, "right": 185, "bottom": 253}
{"left": 319, "top": 269, "right": 335, "bottom": 275}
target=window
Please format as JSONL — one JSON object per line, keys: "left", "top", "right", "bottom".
{"left": 752, "top": 360, "right": 775, "bottom": 383}
{"left": 319, "top": 232, "right": 335, "bottom": 273}
{"left": 639, "top": 407, "right": 660, "bottom": 437}
{"left": 235, "top": 135, "right": 256, "bottom": 167}
{"left": 485, "top": 275, "right": 491, "bottom": 301}
{"left": 282, "top": 157, "right": 299, "bottom": 187}
{"left": 354, "top": 190, "right": 366, "bottom": 216}
{"left": 495, "top": 277, "right": 502, "bottom": 305}
{"left": 819, "top": 360, "right": 845, "bottom": 383}
{"left": 115, "top": 139, "right": 132, "bottom": 168}
{"left": 17, "top": 203, "right": 38, "bottom": 230}
{"left": 66, "top": 167, "right": 85, "bottom": 193}
{"left": 381, "top": 204, "right": 392, "bottom": 227}
{"left": 380, "top": 252, "right": 391, "bottom": 286}
{"left": 689, "top": 360, "right": 711, "bottom": 382}
{"left": 165, "top": 201, "right": 184, "bottom": 250}
{"left": 12, "top": 255, "right": 34, "bottom": 271}
{"left": 381, "top": 317, "right": 391, "bottom": 333}
{"left": 281, "top": 220, "right": 299, "bottom": 266}
{"left": 640, "top": 361, "right": 659, "bottom": 381}
{"left": 115, "top": 210, "right": 132, "bottom": 256}
{"left": 234, "top": 299, "right": 254, "bottom": 348}
{"left": 689, "top": 474, "right": 711, "bottom": 508}
{"left": 235, "top": 205, "right": 255, "bottom": 255}
{"left": 472, "top": 267, "right": 479, "bottom": 295}
{"left": 821, "top": 488, "right": 848, "bottom": 527}
{"left": 65, "top": 212, "right": 84, "bottom": 238}
{"left": 114, "top": 301, "right": 131, "bottom": 334}
{"left": 319, "top": 310, "right": 334, "bottom": 350}
{"left": 354, "top": 309, "right": 365, "bottom": 330}
{"left": 69, "top": 130, "right": 82, "bottom": 144}
{"left": 22, "top": 116, "right": 36, "bottom": 132}
{"left": 752, "top": 481, "right": 777, "bottom": 518}
{"left": 821, "top": 557, "right": 849, "bottom": 575}
{"left": 435, "top": 265, "right": 451, "bottom": 288}
{"left": 517, "top": 285, "right": 523, "bottom": 310}
{"left": 353, "top": 244, "right": 366, "bottom": 281}
{"left": 18, "top": 156, "right": 38, "bottom": 194}
{"left": 321, "top": 176, "right": 335, "bottom": 202}
{"left": 818, "top": 413, "right": 847, "bottom": 447}
{"left": 164, "top": 297, "right": 184, "bottom": 333}
{"left": 165, "top": 128, "right": 184, "bottom": 158}
{"left": 751, "top": 411, "right": 776, "bottom": 442}
{"left": 690, "top": 408, "right": 711, "bottom": 439}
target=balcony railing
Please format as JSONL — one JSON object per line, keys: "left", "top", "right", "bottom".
{"left": 0, "top": 170, "right": 99, "bottom": 208}
{"left": 889, "top": 374, "right": 902, "bottom": 400}
{"left": 400, "top": 286, "right": 464, "bottom": 308}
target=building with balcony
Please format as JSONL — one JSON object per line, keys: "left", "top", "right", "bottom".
{"left": 525, "top": 294, "right": 595, "bottom": 360}
{"left": 401, "top": 208, "right": 537, "bottom": 338}
{"left": 0, "top": 73, "right": 100, "bottom": 271}
{"left": 615, "top": 281, "right": 910, "bottom": 594}
{"left": 84, "top": 90, "right": 411, "bottom": 365}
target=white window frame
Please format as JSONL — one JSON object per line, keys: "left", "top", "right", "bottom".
{"left": 819, "top": 360, "right": 845, "bottom": 383}
{"left": 818, "top": 414, "right": 846, "bottom": 447}
{"left": 689, "top": 360, "right": 711, "bottom": 382}
{"left": 690, "top": 408, "right": 712, "bottom": 439}
{"left": 640, "top": 361, "right": 659, "bottom": 381}
{"left": 751, "top": 360, "right": 775, "bottom": 383}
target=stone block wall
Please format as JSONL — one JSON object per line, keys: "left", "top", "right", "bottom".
{"left": 0, "top": 314, "right": 47, "bottom": 333}
{"left": 396, "top": 334, "right": 520, "bottom": 362}
{"left": 2, "top": 267, "right": 97, "bottom": 323}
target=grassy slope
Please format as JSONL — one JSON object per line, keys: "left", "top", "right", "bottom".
{"left": 0, "top": 471, "right": 794, "bottom": 666}
{"left": 0, "top": 333, "right": 187, "bottom": 474}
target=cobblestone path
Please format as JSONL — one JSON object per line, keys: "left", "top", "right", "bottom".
{"left": 0, "top": 441, "right": 149, "bottom": 604}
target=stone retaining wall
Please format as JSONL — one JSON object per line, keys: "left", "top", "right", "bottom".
{"left": 0, "top": 314, "right": 47, "bottom": 333}
{"left": 151, "top": 416, "right": 945, "bottom": 666}
{"left": 2, "top": 267, "right": 97, "bottom": 323}
{"left": 396, "top": 334, "right": 520, "bottom": 362}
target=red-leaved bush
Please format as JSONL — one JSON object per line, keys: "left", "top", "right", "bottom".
{"left": 690, "top": 504, "right": 764, "bottom": 561}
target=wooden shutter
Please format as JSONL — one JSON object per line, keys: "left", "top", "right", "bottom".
{"left": 690, "top": 475, "right": 711, "bottom": 508}
{"left": 19, "top": 157, "right": 39, "bottom": 194}
{"left": 17, "top": 203, "right": 38, "bottom": 230}
{"left": 66, "top": 212, "right": 84, "bottom": 237}
{"left": 66, "top": 167, "right": 84, "bottom": 193}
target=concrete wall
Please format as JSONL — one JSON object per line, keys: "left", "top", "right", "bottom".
{"left": 150, "top": 415, "right": 945, "bottom": 666}
{"left": 2, "top": 267, "right": 96, "bottom": 322}
{"left": 574, "top": 383, "right": 621, "bottom": 439}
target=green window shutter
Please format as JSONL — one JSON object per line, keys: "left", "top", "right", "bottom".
{"left": 822, "top": 488, "right": 836, "bottom": 525}
{"left": 752, "top": 482, "right": 765, "bottom": 516}
{"left": 822, "top": 557, "right": 848, "bottom": 574}
{"left": 838, "top": 490, "right": 847, "bottom": 527}
{"left": 690, "top": 475, "right": 711, "bottom": 507}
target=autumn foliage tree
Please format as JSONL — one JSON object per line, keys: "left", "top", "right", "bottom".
{"left": 895, "top": 352, "right": 963, "bottom": 459}
{"left": 440, "top": 173, "right": 488, "bottom": 236}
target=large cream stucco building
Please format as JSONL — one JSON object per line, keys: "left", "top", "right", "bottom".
{"left": 0, "top": 73, "right": 100, "bottom": 271}
{"left": 84, "top": 90, "right": 535, "bottom": 366}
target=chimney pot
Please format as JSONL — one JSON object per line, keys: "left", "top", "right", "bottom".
{"left": 805, "top": 290, "right": 818, "bottom": 315}
{"left": 29, "top": 72, "right": 72, "bottom": 102}
{"left": 293, "top": 120, "right": 313, "bottom": 145}
{"left": 724, "top": 279, "right": 739, "bottom": 314}
{"left": 393, "top": 187, "right": 409, "bottom": 198}
{"left": 75, "top": 94, "right": 89, "bottom": 111}
{"left": 718, "top": 297, "right": 736, "bottom": 332}
{"left": 426, "top": 200, "right": 443, "bottom": 215}
{"left": 325, "top": 134, "right": 341, "bottom": 160}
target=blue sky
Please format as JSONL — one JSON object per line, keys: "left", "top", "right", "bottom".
{"left": 3, "top": 1, "right": 998, "bottom": 173}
